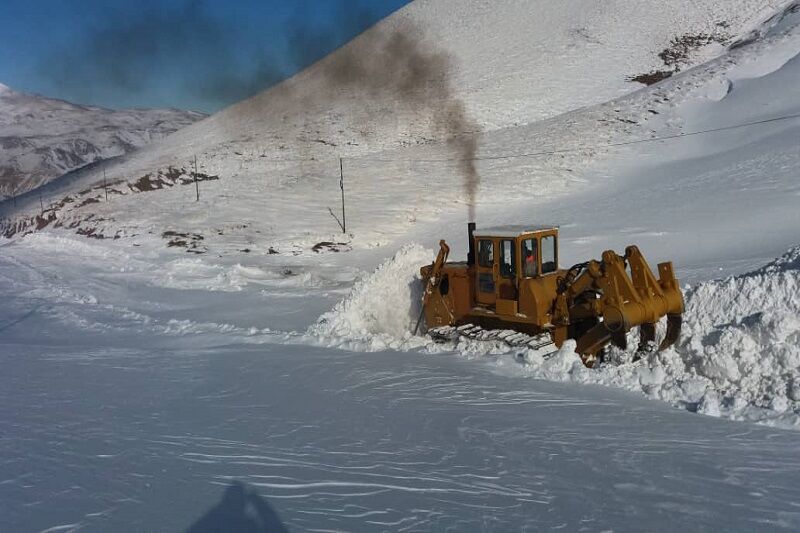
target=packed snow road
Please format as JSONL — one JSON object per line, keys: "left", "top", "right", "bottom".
{"left": 3, "top": 242, "right": 800, "bottom": 532}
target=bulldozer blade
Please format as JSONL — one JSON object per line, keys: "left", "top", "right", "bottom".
{"left": 638, "top": 323, "right": 656, "bottom": 352}
{"left": 575, "top": 323, "right": 611, "bottom": 357}
{"left": 658, "top": 314, "right": 682, "bottom": 351}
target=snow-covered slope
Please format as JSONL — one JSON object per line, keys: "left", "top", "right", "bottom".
{"left": 0, "top": 0, "right": 792, "bottom": 250}
{"left": 0, "top": 83, "right": 204, "bottom": 197}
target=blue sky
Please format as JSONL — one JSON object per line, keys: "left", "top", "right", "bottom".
{"left": 0, "top": 0, "right": 411, "bottom": 113}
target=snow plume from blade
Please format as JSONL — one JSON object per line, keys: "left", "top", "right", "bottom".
{"left": 307, "top": 244, "right": 433, "bottom": 351}
{"left": 317, "top": 23, "right": 481, "bottom": 221}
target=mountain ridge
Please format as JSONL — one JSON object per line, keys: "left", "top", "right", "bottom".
{"left": 0, "top": 83, "right": 205, "bottom": 198}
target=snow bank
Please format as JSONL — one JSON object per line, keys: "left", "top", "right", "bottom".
{"left": 307, "top": 244, "right": 433, "bottom": 350}
{"left": 511, "top": 246, "right": 800, "bottom": 428}
{"left": 679, "top": 247, "right": 800, "bottom": 415}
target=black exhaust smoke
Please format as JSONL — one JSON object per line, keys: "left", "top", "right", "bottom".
{"left": 303, "top": 20, "right": 481, "bottom": 220}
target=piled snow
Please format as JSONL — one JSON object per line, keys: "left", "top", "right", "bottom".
{"left": 5, "top": 2, "right": 800, "bottom": 529}
{"left": 680, "top": 247, "right": 800, "bottom": 410}
{"left": 509, "top": 246, "right": 800, "bottom": 428}
{"left": 307, "top": 244, "right": 432, "bottom": 350}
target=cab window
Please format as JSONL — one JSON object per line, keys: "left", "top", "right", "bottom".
{"left": 521, "top": 238, "right": 538, "bottom": 277}
{"left": 478, "top": 239, "right": 494, "bottom": 268}
{"left": 500, "top": 239, "right": 516, "bottom": 278}
{"left": 541, "top": 235, "right": 557, "bottom": 274}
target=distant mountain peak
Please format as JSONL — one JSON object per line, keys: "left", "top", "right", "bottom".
{"left": 0, "top": 86, "right": 206, "bottom": 196}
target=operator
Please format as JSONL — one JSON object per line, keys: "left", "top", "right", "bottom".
{"left": 524, "top": 247, "right": 536, "bottom": 277}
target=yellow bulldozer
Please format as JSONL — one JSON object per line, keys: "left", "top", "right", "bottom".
{"left": 418, "top": 223, "right": 684, "bottom": 366}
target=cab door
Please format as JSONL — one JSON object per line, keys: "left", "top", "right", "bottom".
{"left": 475, "top": 237, "right": 496, "bottom": 307}
{"left": 495, "top": 238, "right": 519, "bottom": 315}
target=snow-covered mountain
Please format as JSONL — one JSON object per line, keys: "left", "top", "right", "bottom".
{"left": 0, "top": 83, "right": 204, "bottom": 198}
{"left": 1, "top": 0, "right": 793, "bottom": 248}
{"left": 3, "top": 1, "right": 800, "bottom": 530}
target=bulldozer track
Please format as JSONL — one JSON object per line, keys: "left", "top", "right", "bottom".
{"left": 428, "top": 324, "right": 555, "bottom": 351}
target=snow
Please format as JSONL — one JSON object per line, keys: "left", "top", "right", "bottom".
{"left": 2, "top": 236, "right": 800, "bottom": 531}
{"left": 392, "top": 0, "right": 786, "bottom": 129}
{"left": 2, "top": 0, "right": 800, "bottom": 530}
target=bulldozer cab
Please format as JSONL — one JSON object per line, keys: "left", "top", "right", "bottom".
{"left": 472, "top": 226, "right": 560, "bottom": 319}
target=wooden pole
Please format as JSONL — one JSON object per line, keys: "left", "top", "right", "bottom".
{"left": 39, "top": 193, "right": 43, "bottom": 216}
{"left": 339, "top": 157, "right": 346, "bottom": 234}
{"left": 103, "top": 169, "right": 108, "bottom": 201}
{"left": 193, "top": 155, "right": 199, "bottom": 202}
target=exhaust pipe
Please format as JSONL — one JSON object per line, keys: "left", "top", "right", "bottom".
{"left": 467, "top": 222, "right": 476, "bottom": 265}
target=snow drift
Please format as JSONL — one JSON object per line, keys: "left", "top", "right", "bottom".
{"left": 516, "top": 247, "right": 800, "bottom": 428}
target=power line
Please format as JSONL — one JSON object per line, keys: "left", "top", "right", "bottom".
{"left": 194, "top": 110, "right": 800, "bottom": 166}
{"left": 348, "top": 111, "right": 800, "bottom": 164}
{"left": 4, "top": 110, "right": 798, "bottom": 192}
{"left": 79, "top": 110, "right": 799, "bottom": 168}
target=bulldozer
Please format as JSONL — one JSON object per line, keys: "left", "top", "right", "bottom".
{"left": 418, "top": 223, "right": 684, "bottom": 366}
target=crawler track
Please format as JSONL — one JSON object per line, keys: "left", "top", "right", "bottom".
{"left": 428, "top": 324, "right": 556, "bottom": 350}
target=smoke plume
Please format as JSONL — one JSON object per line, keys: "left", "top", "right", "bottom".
{"left": 315, "top": 23, "right": 481, "bottom": 220}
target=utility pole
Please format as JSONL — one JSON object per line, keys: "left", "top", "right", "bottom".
{"left": 193, "top": 155, "right": 200, "bottom": 202}
{"left": 339, "top": 157, "right": 346, "bottom": 234}
{"left": 327, "top": 157, "right": 348, "bottom": 234}
{"left": 103, "top": 169, "right": 108, "bottom": 201}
